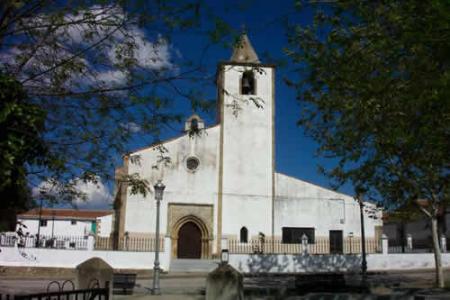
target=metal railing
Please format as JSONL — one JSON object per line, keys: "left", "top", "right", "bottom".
{"left": 0, "top": 233, "right": 164, "bottom": 252}
{"left": 228, "top": 237, "right": 380, "bottom": 254}
{"left": 1, "top": 279, "right": 109, "bottom": 300}
{"left": 388, "top": 237, "right": 433, "bottom": 253}
{"left": 0, "top": 233, "right": 88, "bottom": 250}
{"left": 95, "top": 235, "right": 164, "bottom": 252}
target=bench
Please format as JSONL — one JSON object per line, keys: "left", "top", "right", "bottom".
{"left": 113, "top": 273, "right": 136, "bottom": 295}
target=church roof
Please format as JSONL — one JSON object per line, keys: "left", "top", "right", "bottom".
{"left": 229, "top": 33, "right": 260, "bottom": 63}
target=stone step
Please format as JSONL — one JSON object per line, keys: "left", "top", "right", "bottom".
{"left": 169, "top": 259, "right": 219, "bottom": 272}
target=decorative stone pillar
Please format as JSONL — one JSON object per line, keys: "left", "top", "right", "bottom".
{"left": 221, "top": 238, "right": 228, "bottom": 251}
{"left": 441, "top": 235, "right": 447, "bottom": 253}
{"left": 87, "top": 234, "right": 95, "bottom": 251}
{"left": 301, "top": 234, "right": 309, "bottom": 254}
{"left": 407, "top": 234, "right": 413, "bottom": 251}
{"left": 381, "top": 234, "right": 388, "bottom": 255}
{"left": 201, "top": 238, "right": 210, "bottom": 259}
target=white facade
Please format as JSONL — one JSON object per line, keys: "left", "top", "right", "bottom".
{"left": 18, "top": 219, "right": 94, "bottom": 236}
{"left": 17, "top": 209, "right": 113, "bottom": 237}
{"left": 274, "top": 173, "right": 380, "bottom": 238}
{"left": 97, "top": 214, "right": 113, "bottom": 237}
{"left": 114, "top": 34, "right": 382, "bottom": 259}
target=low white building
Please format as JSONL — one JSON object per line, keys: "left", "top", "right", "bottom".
{"left": 113, "top": 33, "right": 383, "bottom": 259}
{"left": 17, "top": 208, "right": 113, "bottom": 237}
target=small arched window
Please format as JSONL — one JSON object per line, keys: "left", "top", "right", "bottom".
{"left": 241, "top": 71, "right": 255, "bottom": 95}
{"left": 240, "top": 227, "right": 248, "bottom": 243}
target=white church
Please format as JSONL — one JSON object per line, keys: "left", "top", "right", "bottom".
{"left": 113, "top": 34, "right": 383, "bottom": 259}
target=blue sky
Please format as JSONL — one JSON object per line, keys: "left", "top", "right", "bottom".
{"left": 153, "top": 1, "right": 354, "bottom": 195}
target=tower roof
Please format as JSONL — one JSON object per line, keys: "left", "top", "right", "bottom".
{"left": 229, "top": 33, "right": 260, "bottom": 63}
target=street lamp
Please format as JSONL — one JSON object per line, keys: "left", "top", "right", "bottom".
{"left": 221, "top": 249, "right": 229, "bottom": 266}
{"left": 355, "top": 193, "right": 368, "bottom": 284}
{"left": 152, "top": 180, "right": 165, "bottom": 295}
{"left": 36, "top": 197, "right": 44, "bottom": 248}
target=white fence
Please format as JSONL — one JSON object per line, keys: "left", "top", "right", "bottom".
{"left": 0, "top": 237, "right": 172, "bottom": 271}
{"left": 1, "top": 232, "right": 447, "bottom": 273}
{"left": 228, "top": 237, "right": 380, "bottom": 254}
{"left": 0, "top": 232, "right": 164, "bottom": 252}
{"left": 2, "top": 243, "right": 449, "bottom": 273}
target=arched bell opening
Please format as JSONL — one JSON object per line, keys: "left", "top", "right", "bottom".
{"left": 241, "top": 70, "right": 256, "bottom": 95}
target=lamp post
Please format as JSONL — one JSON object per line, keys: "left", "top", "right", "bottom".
{"left": 152, "top": 180, "right": 165, "bottom": 295}
{"left": 36, "top": 197, "right": 44, "bottom": 248}
{"left": 355, "top": 193, "right": 367, "bottom": 284}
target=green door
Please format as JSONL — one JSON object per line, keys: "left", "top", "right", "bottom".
{"left": 91, "top": 221, "right": 97, "bottom": 234}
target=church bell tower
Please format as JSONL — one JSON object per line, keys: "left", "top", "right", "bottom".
{"left": 216, "top": 33, "right": 275, "bottom": 251}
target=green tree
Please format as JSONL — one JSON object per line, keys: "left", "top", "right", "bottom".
{"left": 0, "top": 73, "right": 47, "bottom": 230}
{"left": 286, "top": 1, "right": 450, "bottom": 287}
{"left": 0, "top": 1, "right": 224, "bottom": 207}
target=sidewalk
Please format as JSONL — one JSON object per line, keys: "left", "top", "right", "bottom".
{"left": 114, "top": 295, "right": 203, "bottom": 300}
{"left": 114, "top": 270, "right": 450, "bottom": 299}
{"left": 113, "top": 274, "right": 206, "bottom": 299}
{"left": 3, "top": 269, "right": 450, "bottom": 299}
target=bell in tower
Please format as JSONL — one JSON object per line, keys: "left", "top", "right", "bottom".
{"left": 241, "top": 70, "right": 255, "bottom": 95}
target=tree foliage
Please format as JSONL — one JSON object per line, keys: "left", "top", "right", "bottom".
{"left": 0, "top": 0, "right": 219, "bottom": 204}
{"left": 287, "top": 0, "right": 449, "bottom": 208}
{"left": 286, "top": 0, "right": 450, "bottom": 286}
{"left": 0, "top": 73, "right": 47, "bottom": 230}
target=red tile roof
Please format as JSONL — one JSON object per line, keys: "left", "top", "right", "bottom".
{"left": 18, "top": 208, "right": 113, "bottom": 220}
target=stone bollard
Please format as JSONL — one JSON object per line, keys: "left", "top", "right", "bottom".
{"left": 206, "top": 264, "right": 244, "bottom": 300}
{"left": 441, "top": 235, "right": 447, "bottom": 253}
{"left": 381, "top": 234, "right": 388, "bottom": 255}
{"left": 407, "top": 234, "right": 413, "bottom": 251}
{"left": 76, "top": 257, "right": 113, "bottom": 299}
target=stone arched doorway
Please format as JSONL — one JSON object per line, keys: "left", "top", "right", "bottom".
{"left": 177, "top": 222, "right": 201, "bottom": 258}
{"left": 171, "top": 215, "right": 211, "bottom": 259}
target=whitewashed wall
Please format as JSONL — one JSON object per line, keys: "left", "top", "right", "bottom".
{"left": 97, "top": 215, "right": 113, "bottom": 237}
{"left": 2, "top": 245, "right": 448, "bottom": 274}
{"left": 0, "top": 237, "right": 172, "bottom": 271}
{"left": 275, "top": 173, "right": 382, "bottom": 238}
{"left": 18, "top": 219, "right": 94, "bottom": 236}
{"left": 221, "top": 65, "right": 274, "bottom": 238}
{"left": 229, "top": 253, "right": 450, "bottom": 273}
{"left": 125, "top": 125, "right": 220, "bottom": 236}
{"left": 119, "top": 59, "right": 383, "bottom": 255}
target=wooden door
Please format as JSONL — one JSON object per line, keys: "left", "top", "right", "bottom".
{"left": 177, "top": 222, "right": 202, "bottom": 258}
{"left": 329, "top": 230, "right": 343, "bottom": 254}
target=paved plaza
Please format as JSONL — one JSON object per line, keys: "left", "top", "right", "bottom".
{"left": 2, "top": 269, "right": 450, "bottom": 299}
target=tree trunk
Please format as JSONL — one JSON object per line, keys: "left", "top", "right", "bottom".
{"left": 431, "top": 216, "right": 444, "bottom": 288}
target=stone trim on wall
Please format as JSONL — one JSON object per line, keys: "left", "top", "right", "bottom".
{"left": 112, "top": 157, "right": 129, "bottom": 249}
{"left": 167, "top": 203, "right": 214, "bottom": 259}
{"left": 216, "top": 65, "right": 225, "bottom": 255}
